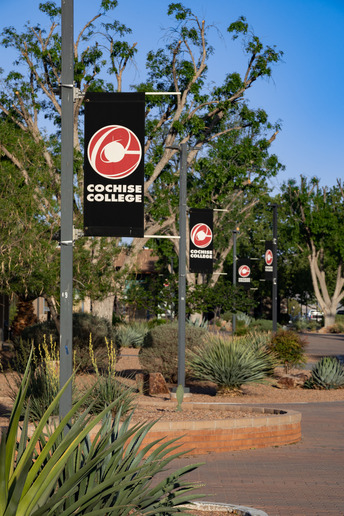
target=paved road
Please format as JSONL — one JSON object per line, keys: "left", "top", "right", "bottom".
{"left": 304, "top": 332, "right": 344, "bottom": 361}
{"left": 173, "top": 333, "right": 344, "bottom": 516}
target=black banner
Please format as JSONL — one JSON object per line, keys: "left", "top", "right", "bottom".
{"left": 84, "top": 92, "right": 145, "bottom": 237}
{"left": 189, "top": 209, "right": 213, "bottom": 273}
{"left": 237, "top": 258, "right": 251, "bottom": 289}
{"left": 264, "top": 240, "right": 274, "bottom": 280}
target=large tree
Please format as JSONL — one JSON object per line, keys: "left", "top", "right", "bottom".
{"left": 280, "top": 176, "right": 344, "bottom": 327}
{"left": 0, "top": 1, "right": 283, "bottom": 322}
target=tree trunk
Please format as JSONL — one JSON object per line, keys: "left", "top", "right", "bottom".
{"left": 308, "top": 248, "right": 344, "bottom": 328}
{"left": 324, "top": 313, "right": 336, "bottom": 327}
{"left": 92, "top": 295, "right": 115, "bottom": 322}
{"left": 44, "top": 294, "right": 60, "bottom": 333}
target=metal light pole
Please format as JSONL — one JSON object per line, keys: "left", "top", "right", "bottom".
{"left": 177, "top": 143, "right": 187, "bottom": 389}
{"left": 272, "top": 204, "right": 278, "bottom": 333}
{"left": 60, "top": 0, "right": 74, "bottom": 421}
{"left": 232, "top": 228, "right": 238, "bottom": 334}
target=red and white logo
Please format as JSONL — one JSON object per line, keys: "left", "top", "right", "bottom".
{"left": 87, "top": 125, "right": 142, "bottom": 179}
{"left": 190, "top": 223, "right": 212, "bottom": 248}
{"left": 265, "top": 249, "right": 273, "bottom": 266}
{"left": 238, "top": 265, "right": 251, "bottom": 278}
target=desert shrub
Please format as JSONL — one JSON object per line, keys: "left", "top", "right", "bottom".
{"left": 222, "top": 311, "right": 233, "bottom": 322}
{"left": 307, "top": 319, "right": 321, "bottom": 331}
{"left": 139, "top": 321, "right": 206, "bottom": 382}
{"left": 236, "top": 312, "right": 252, "bottom": 327}
{"left": 147, "top": 317, "right": 168, "bottom": 328}
{"left": 327, "top": 323, "right": 344, "bottom": 334}
{"left": 304, "top": 356, "right": 344, "bottom": 389}
{"left": 18, "top": 312, "right": 118, "bottom": 371}
{"left": 268, "top": 329, "right": 307, "bottom": 372}
{"left": 19, "top": 319, "right": 58, "bottom": 348}
{"left": 186, "top": 316, "right": 208, "bottom": 328}
{"left": 187, "top": 333, "right": 276, "bottom": 393}
{"left": 293, "top": 318, "right": 321, "bottom": 332}
{"left": 86, "top": 335, "right": 136, "bottom": 417}
{"left": 335, "top": 313, "right": 344, "bottom": 324}
{"left": 7, "top": 337, "right": 66, "bottom": 421}
{"left": 293, "top": 318, "right": 309, "bottom": 331}
{"left": 250, "top": 319, "right": 273, "bottom": 332}
{"left": 238, "top": 331, "right": 272, "bottom": 350}
{"left": 1, "top": 351, "right": 202, "bottom": 514}
{"left": 234, "top": 320, "right": 249, "bottom": 336}
{"left": 115, "top": 321, "right": 150, "bottom": 348}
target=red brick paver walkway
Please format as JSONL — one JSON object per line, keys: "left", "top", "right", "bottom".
{"left": 175, "top": 401, "right": 344, "bottom": 516}
{"left": 173, "top": 333, "right": 344, "bottom": 516}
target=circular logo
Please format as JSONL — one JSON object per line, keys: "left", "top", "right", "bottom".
{"left": 191, "top": 223, "right": 213, "bottom": 248}
{"left": 265, "top": 249, "right": 273, "bottom": 266}
{"left": 238, "top": 265, "right": 251, "bottom": 278}
{"left": 87, "top": 125, "right": 142, "bottom": 179}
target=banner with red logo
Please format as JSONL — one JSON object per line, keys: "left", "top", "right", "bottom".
{"left": 84, "top": 92, "right": 145, "bottom": 237}
{"left": 264, "top": 240, "right": 273, "bottom": 280}
{"left": 189, "top": 209, "right": 213, "bottom": 273}
{"left": 237, "top": 258, "right": 251, "bottom": 289}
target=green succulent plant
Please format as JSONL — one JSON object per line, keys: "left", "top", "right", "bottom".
{"left": 304, "top": 356, "right": 344, "bottom": 390}
{"left": 115, "top": 322, "right": 149, "bottom": 348}
{"left": 187, "top": 333, "right": 276, "bottom": 393}
{"left": 0, "top": 349, "right": 202, "bottom": 515}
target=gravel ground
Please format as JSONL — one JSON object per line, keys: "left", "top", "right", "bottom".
{"left": 1, "top": 347, "right": 344, "bottom": 427}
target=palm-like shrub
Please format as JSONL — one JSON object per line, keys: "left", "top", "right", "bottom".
{"left": 304, "top": 356, "right": 344, "bottom": 389}
{"left": 187, "top": 333, "right": 276, "bottom": 393}
{"left": 0, "top": 350, "right": 202, "bottom": 515}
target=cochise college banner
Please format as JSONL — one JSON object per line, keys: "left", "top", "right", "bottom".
{"left": 237, "top": 258, "right": 251, "bottom": 290}
{"left": 84, "top": 92, "right": 145, "bottom": 237}
{"left": 189, "top": 209, "right": 213, "bottom": 274}
{"left": 264, "top": 240, "right": 274, "bottom": 281}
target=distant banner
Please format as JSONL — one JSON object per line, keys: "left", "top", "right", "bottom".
{"left": 189, "top": 209, "right": 213, "bottom": 274}
{"left": 84, "top": 92, "right": 145, "bottom": 237}
{"left": 237, "top": 258, "right": 251, "bottom": 290}
{"left": 264, "top": 240, "right": 273, "bottom": 281}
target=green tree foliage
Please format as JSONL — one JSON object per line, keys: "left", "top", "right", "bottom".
{"left": 0, "top": 2, "right": 284, "bottom": 322}
{"left": 138, "top": 7, "right": 284, "bottom": 288}
{"left": 186, "top": 277, "right": 256, "bottom": 320}
{"left": 0, "top": 2, "right": 134, "bottom": 323}
{"left": 279, "top": 177, "right": 344, "bottom": 326}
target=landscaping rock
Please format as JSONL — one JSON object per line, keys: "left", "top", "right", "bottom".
{"left": 135, "top": 372, "right": 170, "bottom": 395}
{"left": 148, "top": 372, "right": 170, "bottom": 395}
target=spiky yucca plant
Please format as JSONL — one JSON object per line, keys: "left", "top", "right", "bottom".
{"left": 0, "top": 349, "right": 202, "bottom": 515}
{"left": 115, "top": 322, "right": 149, "bottom": 348}
{"left": 188, "top": 334, "right": 276, "bottom": 393}
{"left": 304, "top": 356, "right": 344, "bottom": 390}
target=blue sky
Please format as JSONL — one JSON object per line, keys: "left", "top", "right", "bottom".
{"left": 1, "top": 0, "right": 344, "bottom": 192}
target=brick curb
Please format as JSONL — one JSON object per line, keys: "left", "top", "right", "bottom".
{"left": 5, "top": 403, "right": 301, "bottom": 458}
{"left": 122, "top": 404, "right": 301, "bottom": 456}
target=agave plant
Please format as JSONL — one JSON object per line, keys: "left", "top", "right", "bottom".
{"left": 187, "top": 334, "right": 276, "bottom": 393}
{"left": 304, "top": 356, "right": 344, "bottom": 390}
{"left": 0, "top": 349, "right": 202, "bottom": 515}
